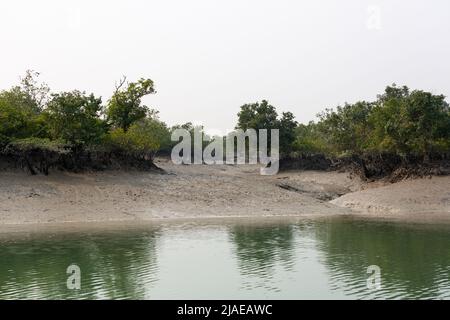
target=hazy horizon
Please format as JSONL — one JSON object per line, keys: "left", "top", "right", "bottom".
{"left": 1, "top": 0, "right": 450, "bottom": 133}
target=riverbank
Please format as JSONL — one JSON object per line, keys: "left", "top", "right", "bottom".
{"left": 0, "top": 158, "right": 449, "bottom": 226}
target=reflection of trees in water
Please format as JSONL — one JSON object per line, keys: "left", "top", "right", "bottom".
{"left": 314, "top": 219, "right": 450, "bottom": 299}
{"left": 228, "top": 224, "right": 295, "bottom": 291}
{"left": 0, "top": 229, "right": 160, "bottom": 299}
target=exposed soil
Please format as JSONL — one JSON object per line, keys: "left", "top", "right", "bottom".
{"left": 0, "top": 157, "right": 449, "bottom": 227}
{"left": 280, "top": 153, "right": 450, "bottom": 182}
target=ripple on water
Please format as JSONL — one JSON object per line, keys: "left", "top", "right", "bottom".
{"left": 0, "top": 219, "right": 449, "bottom": 299}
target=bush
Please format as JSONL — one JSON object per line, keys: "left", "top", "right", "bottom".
{"left": 0, "top": 73, "right": 166, "bottom": 174}
{"left": 44, "top": 91, "right": 108, "bottom": 147}
{"left": 5, "top": 138, "right": 70, "bottom": 154}
{"left": 106, "top": 78, "right": 156, "bottom": 131}
{"left": 108, "top": 118, "right": 171, "bottom": 159}
{"left": 297, "top": 85, "right": 450, "bottom": 158}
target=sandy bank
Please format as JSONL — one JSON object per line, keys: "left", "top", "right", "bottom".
{"left": 0, "top": 158, "right": 448, "bottom": 226}
{"left": 331, "top": 176, "right": 450, "bottom": 218}
{"left": 0, "top": 159, "right": 351, "bottom": 225}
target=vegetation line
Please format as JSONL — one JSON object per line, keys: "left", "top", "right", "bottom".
{"left": 0, "top": 71, "right": 449, "bottom": 175}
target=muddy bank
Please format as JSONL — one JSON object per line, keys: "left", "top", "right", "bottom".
{"left": 0, "top": 157, "right": 448, "bottom": 226}
{"left": 331, "top": 176, "right": 450, "bottom": 217}
{"left": 0, "top": 150, "right": 161, "bottom": 175}
{"left": 280, "top": 153, "right": 450, "bottom": 181}
{"left": 278, "top": 154, "right": 332, "bottom": 171}
{"left": 0, "top": 159, "right": 352, "bottom": 225}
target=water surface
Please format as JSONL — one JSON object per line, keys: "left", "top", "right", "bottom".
{"left": 0, "top": 217, "right": 449, "bottom": 299}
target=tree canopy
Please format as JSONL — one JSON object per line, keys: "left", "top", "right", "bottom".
{"left": 313, "top": 84, "right": 450, "bottom": 157}
{"left": 235, "top": 85, "right": 449, "bottom": 159}
{"left": 107, "top": 77, "right": 156, "bottom": 132}
{"left": 236, "top": 100, "right": 298, "bottom": 154}
{"left": 0, "top": 71, "right": 170, "bottom": 163}
{"left": 1, "top": 72, "right": 448, "bottom": 173}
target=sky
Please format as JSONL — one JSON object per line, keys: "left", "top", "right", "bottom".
{"left": 1, "top": 0, "right": 450, "bottom": 134}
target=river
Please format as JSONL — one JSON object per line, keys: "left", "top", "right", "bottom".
{"left": 0, "top": 217, "right": 449, "bottom": 299}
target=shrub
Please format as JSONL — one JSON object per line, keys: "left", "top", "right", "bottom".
{"left": 44, "top": 91, "right": 108, "bottom": 147}
{"left": 108, "top": 118, "right": 171, "bottom": 159}
{"left": 5, "top": 138, "right": 70, "bottom": 154}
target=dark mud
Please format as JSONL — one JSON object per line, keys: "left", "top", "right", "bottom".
{"left": 280, "top": 153, "right": 450, "bottom": 182}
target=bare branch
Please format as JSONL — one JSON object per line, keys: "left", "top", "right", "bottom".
{"left": 114, "top": 76, "right": 127, "bottom": 94}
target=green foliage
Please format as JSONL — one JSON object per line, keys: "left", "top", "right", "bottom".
{"left": 279, "top": 112, "right": 298, "bottom": 153}
{"left": 108, "top": 118, "right": 171, "bottom": 158}
{"left": 44, "top": 91, "right": 107, "bottom": 146}
{"left": 0, "top": 70, "right": 50, "bottom": 144}
{"left": 0, "top": 85, "right": 48, "bottom": 145}
{"left": 19, "top": 70, "right": 50, "bottom": 112}
{"left": 299, "top": 84, "right": 450, "bottom": 157}
{"left": 0, "top": 72, "right": 171, "bottom": 168}
{"left": 317, "top": 101, "right": 375, "bottom": 155}
{"left": 368, "top": 86, "right": 450, "bottom": 155}
{"left": 171, "top": 122, "right": 194, "bottom": 132}
{"left": 0, "top": 95, "right": 30, "bottom": 144}
{"left": 2, "top": 71, "right": 449, "bottom": 170}
{"left": 292, "top": 122, "right": 329, "bottom": 154}
{"left": 236, "top": 85, "right": 450, "bottom": 158}
{"left": 236, "top": 100, "right": 298, "bottom": 154}
{"left": 107, "top": 77, "right": 156, "bottom": 131}
{"left": 236, "top": 100, "right": 279, "bottom": 131}
{"left": 6, "top": 138, "right": 69, "bottom": 154}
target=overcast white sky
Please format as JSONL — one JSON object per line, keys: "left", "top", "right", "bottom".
{"left": 1, "top": 0, "right": 450, "bottom": 133}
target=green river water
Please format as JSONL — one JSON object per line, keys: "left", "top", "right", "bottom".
{"left": 0, "top": 217, "right": 449, "bottom": 299}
